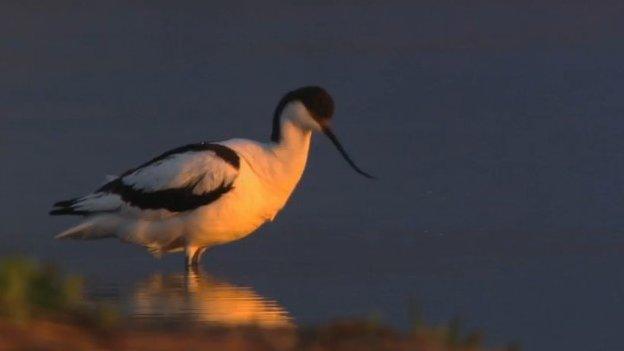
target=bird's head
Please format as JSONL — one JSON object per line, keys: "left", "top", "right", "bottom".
{"left": 272, "top": 86, "right": 374, "bottom": 179}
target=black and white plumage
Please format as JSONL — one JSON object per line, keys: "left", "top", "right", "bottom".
{"left": 51, "top": 143, "right": 239, "bottom": 215}
{"left": 51, "top": 86, "right": 373, "bottom": 267}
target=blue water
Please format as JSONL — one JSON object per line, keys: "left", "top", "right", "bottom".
{"left": 2, "top": 2, "right": 624, "bottom": 350}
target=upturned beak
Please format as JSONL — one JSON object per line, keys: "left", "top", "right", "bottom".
{"left": 322, "top": 126, "right": 375, "bottom": 179}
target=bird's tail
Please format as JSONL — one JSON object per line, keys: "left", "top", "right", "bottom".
{"left": 55, "top": 216, "right": 118, "bottom": 240}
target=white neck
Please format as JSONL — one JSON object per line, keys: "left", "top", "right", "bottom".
{"left": 270, "top": 117, "right": 312, "bottom": 190}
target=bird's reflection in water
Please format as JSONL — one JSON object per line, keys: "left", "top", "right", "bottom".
{"left": 132, "top": 268, "right": 293, "bottom": 328}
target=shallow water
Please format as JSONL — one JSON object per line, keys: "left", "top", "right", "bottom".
{"left": 3, "top": 2, "right": 624, "bottom": 350}
{"left": 94, "top": 269, "right": 293, "bottom": 328}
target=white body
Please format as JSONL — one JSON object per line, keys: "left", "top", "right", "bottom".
{"left": 56, "top": 102, "right": 317, "bottom": 259}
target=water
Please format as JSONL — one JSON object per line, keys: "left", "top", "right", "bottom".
{"left": 2, "top": 2, "right": 624, "bottom": 350}
{"left": 91, "top": 269, "right": 293, "bottom": 328}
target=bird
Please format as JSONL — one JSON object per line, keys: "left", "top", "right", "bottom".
{"left": 50, "top": 86, "right": 373, "bottom": 268}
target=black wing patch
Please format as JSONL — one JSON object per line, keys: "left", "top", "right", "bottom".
{"left": 50, "top": 142, "right": 240, "bottom": 215}
{"left": 98, "top": 177, "right": 234, "bottom": 212}
{"left": 119, "top": 142, "right": 240, "bottom": 177}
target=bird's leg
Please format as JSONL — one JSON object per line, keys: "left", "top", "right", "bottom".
{"left": 185, "top": 246, "right": 207, "bottom": 270}
{"left": 185, "top": 245, "right": 200, "bottom": 270}
{"left": 191, "top": 247, "right": 207, "bottom": 266}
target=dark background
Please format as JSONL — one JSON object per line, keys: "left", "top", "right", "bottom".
{"left": 2, "top": 1, "right": 624, "bottom": 350}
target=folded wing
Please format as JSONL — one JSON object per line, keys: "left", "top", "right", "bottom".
{"left": 50, "top": 142, "right": 240, "bottom": 217}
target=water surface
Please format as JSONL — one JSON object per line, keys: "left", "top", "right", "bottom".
{"left": 2, "top": 2, "right": 624, "bottom": 350}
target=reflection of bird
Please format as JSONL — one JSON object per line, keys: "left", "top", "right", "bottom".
{"left": 132, "top": 269, "right": 293, "bottom": 328}
{"left": 50, "top": 86, "right": 373, "bottom": 267}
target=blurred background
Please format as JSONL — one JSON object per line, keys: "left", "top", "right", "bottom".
{"left": 1, "top": 1, "right": 624, "bottom": 350}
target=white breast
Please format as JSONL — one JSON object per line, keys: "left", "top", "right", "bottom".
{"left": 184, "top": 131, "right": 311, "bottom": 246}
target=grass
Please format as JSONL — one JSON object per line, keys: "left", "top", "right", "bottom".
{"left": 0, "top": 256, "right": 83, "bottom": 323}
{"left": 0, "top": 256, "right": 118, "bottom": 327}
